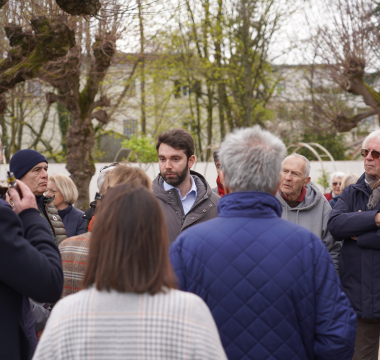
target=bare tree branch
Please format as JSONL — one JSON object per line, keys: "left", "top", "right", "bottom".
{"left": 89, "top": 95, "right": 110, "bottom": 112}
{"left": 91, "top": 109, "right": 109, "bottom": 124}
{"left": 0, "top": 16, "right": 75, "bottom": 96}
{"left": 30, "top": 102, "right": 52, "bottom": 149}
{"left": 55, "top": 0, "right": 101, "bottom": 16}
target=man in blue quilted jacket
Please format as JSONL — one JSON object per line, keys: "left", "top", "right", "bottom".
{"left": 170, "top": 126, "right": 356, "bottom": 360}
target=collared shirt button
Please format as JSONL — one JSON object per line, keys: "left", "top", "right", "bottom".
{"left": 191, "top": 217, "right": 194, "bottom": 220}
{"left": 203, "top": 209, "right": 206, "bottom": 212}
{"left": 168, "top": 191, "right": 172, "bottom": 194}
{"left": 209, "top": 204, "right": 212, "bottom": 207}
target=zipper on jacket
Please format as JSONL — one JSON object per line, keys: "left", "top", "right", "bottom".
{"left": 172, "top": 190, "right": 186, "bottom": 225}
{"left": 44, "top": 202, "right": 56, "bottom": 236}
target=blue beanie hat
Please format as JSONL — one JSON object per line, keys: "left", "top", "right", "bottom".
{"left": 10, "top": 149, "right": 48, "bottom": 180}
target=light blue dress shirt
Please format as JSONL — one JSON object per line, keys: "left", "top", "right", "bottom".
{"left": 163, "top": 176, "right": 198, "bottom": 215}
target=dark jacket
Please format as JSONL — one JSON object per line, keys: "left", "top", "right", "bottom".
{"left": 170, "top": 192, "right": 357, "bottom": 360}
{"left": 83, "top": 200, "right": 96, "bottom": 232}
{"left": 0, "top": 204, "right": 63, "bottom": 360}
{"left": 329, "top": 194, "right": 341, "bottom": 208}
{"left": 328, "top": 173, "right": 380, "bottom": 318}
{"left": 58, "top": 205, "right": 86, "bottom": 238}
{"left": 37, "top": 196, "right": 67, "bottom": 246}
{"left": 0, "top": 198, "right": 12, "bottom": 209}
{"left": 22, "top": 297, "right": 37, "bottom": 359}
{"left": 153, "top": 170, "right": 219, "bottom": 243}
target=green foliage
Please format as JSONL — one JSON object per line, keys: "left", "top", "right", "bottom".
{"left": 316, "top": 169, "right": 331, "bottom": 193}
{"left": 121, "top": 135, "right": 157, "bottom": 163}
{"left": 294, "top": 131, "right": 348, "bottom": 161}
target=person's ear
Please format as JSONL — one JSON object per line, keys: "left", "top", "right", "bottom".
{"left": 188, "top": 155, "right": 195, "bottom": 169}
{"left": 219, "top": 170, "right": 231, "bottom": 194}
{"left": 304, "top": 176, "right": 311, "bottom": 186}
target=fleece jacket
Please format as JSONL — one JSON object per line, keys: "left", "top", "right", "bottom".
{"left": 276, "top": 181, "right": 341, "bottom": 271}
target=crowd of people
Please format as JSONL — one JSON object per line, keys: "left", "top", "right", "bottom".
{"left": 2, "top": 126, "right": 380, "bottom": 359}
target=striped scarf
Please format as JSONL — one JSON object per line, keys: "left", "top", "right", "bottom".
{"left": 365, "top": 173, "right": 380, "bottom": 210}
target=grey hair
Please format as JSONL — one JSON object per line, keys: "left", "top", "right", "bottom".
{"left": 218, "top": 126, "right": 286, "bottom": 193}
{"left": 282, "top": 153, "right": 311, "bottom": 178}
{"left": 330, "top": 171, "right": 345, "bottom": 186}
{"left": 363, "top": 129, "right": 380, "bottom": 149}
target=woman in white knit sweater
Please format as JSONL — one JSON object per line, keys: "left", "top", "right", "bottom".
{"left": 33, "top": 184, "right": 227, "bottom": 360}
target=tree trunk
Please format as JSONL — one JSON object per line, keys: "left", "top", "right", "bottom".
{"left": 41, "top": 38, "right": 115, "bottom": 210}
{"left": 241, "top": 0, "right": 252, "bottom": 127}
{"left": 138, "top": 0, "right": 146, "bottom": 134}
{"left": 215, "top": 0, "right": 225, "bottom": 140}
{"left": 206, "top": 81, "right": 213, "bottom": 161}
{"left": 66, "top": 114, "right": 95, "bottom": 209}
{"left": 195, "top": 82, "right": 203, "bottom": 161}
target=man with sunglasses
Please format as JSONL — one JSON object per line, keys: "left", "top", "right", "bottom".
{"left": 328, "top": 129, "right": 380, "bottom": 360}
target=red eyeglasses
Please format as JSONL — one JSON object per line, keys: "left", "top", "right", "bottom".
{"left": 361, "top": 149, "right": 380, "bottom": 159}
{"left": 332, "top": 182, "right": 341, "bottom": 186}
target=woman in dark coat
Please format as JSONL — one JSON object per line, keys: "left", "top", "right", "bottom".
{"left": 46, "top": 174, "right": 86, "bottom": 237}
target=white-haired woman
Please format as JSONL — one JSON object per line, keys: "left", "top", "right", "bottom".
{"left": 46, "top": 174, "right": 86, "bottom": 237}
{"left": 324, "top": 171, "right": 345, "bottom": 202}
{"left": 329, "top": 173, "right": 359, "bottom": 208}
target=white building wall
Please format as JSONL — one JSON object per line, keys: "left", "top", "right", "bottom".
{"left": 0, "top": 160, "right": 366, "bottom": 201}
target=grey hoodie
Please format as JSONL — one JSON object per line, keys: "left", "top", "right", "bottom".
{"left": 276, "top": 181, "right": 341, "bottom": 272}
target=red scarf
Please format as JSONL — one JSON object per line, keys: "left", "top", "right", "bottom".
{"left": 217, "top": 176, "right": 225, "bottom": 197}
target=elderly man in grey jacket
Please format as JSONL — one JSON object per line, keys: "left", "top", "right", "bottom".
{"left": 275, "top": 153, "right": 341, "bottom": 271}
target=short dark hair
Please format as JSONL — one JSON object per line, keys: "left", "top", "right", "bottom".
{"left": 156, "top": 128, "right": 195, "bottom": 159}
{"left": 213, "top": 148, "right": 219, "bottom": 163}
{"left": 82, "top": 183, "right": 176, "bottom": 295}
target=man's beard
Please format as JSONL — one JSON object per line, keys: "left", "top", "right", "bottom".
{"left": 162, "top": 162, "right": 189, "bottom": 187}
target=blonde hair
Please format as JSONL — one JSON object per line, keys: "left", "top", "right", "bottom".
{"left": 341, "top": 173, "right": 359, "bottom": 192}
{"left": 49, "top": 174, "right": 79, "bottom": 204}
{"left": 101, "top": 164, "right": 152, "bottom": 195}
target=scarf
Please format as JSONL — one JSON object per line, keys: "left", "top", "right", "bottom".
{"left": 365, "top": 173, "right": 380, "bottom": 210}
{"left": 216, "top": 176, "right": 225, "bottom": 197}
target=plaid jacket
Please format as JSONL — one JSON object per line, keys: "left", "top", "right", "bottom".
{"left": 33, "top": 287, "right": 227, "bottom": 360}
{"left": 58, "top": 232, "right": 91, "bottom": 298}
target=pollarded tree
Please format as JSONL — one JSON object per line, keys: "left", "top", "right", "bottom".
{"left": 1, "top": 0, "right": 131, "bottom": 209}
{"left": 0, "top": 0, "right": 101, "bottom": 16}
{"left": 39, "top": 37, "right": 115, "bottom": 209}
{"left": 312, "top": 0, "right": 380, "bottom": 126}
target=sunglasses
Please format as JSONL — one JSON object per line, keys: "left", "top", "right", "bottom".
{"left": 361, "top": 149, "right": 380, "bottom": 159}
{"left": 100, "top": 162, "right": 119, "bottom": 172}
{"left": 332, "top": 182, "right": 341, "bottom": 186}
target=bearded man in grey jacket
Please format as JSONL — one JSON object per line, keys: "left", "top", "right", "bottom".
{"left": 275, "top": 153, "right": 341, "bottom": 271}
{"left": 153, "top": 128, "right": 219, "bottom": 243}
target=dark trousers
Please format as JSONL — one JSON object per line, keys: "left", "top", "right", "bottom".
{"left": 352, "top": 317, "right": 380, "bottom": 360}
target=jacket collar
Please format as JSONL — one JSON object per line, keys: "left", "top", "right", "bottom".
{"left": 43, "top": 195, "right": 55, "bottom": 207}
{"left": 153, "top": 170, "right": 211, "bottom": 203}
{"left": 352, "top": 173, "right": 371, "bottom": 196}
{"left": 218, "top": 191, "right": 282, "bottom": 218}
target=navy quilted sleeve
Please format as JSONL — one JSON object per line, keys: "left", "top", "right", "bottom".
{"left": 169, "top": 236, "right": 187, "bottom": 291}
{"left": 312, "top": 233, "right": 357, "bottom": 360}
